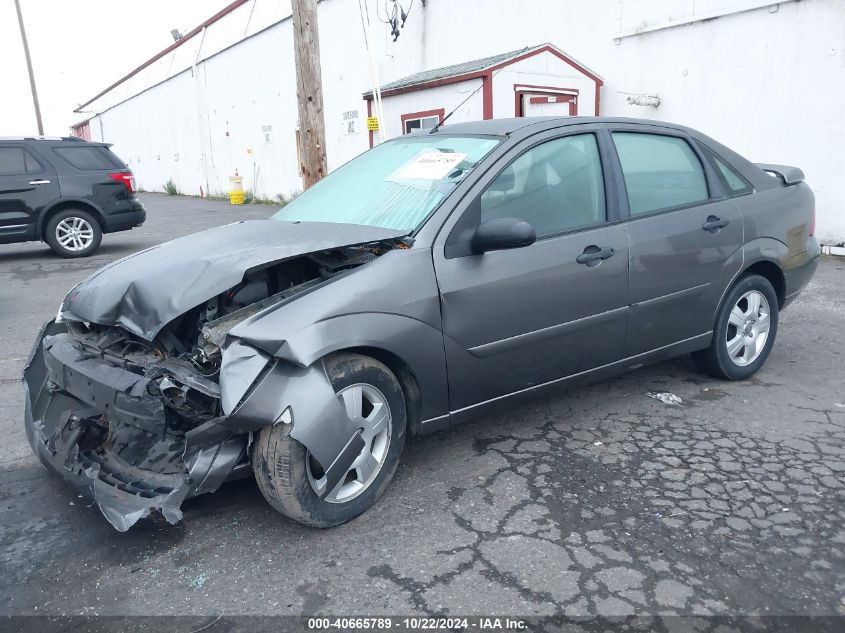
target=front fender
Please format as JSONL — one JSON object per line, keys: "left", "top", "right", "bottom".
{"left": 237, "top": 312, "right": 449, "bottom": 423}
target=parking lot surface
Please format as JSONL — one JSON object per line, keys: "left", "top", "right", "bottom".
{"left": 1, "top": 194, "right": 843, "bottom": 617}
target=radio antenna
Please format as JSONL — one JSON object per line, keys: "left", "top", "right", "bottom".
{"left": 428, "top": 59, "right": 516, "bottom": 134}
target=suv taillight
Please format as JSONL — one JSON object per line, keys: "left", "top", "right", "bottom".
{"left": 109, "top": 171, "right": 135, "bottom": 195}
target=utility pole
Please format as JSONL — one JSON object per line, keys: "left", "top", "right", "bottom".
{"left": 14, "top": 0, "right": 44, "bottom": 135}
{"left": 292, "top": 0, "right": 327, "bottom": 189}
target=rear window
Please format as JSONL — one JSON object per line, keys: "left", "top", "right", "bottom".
{"left": 701, "top": 145, "right": 753, "bottom": 196}
{"left": 53, "top": 145, "right": 124, "bottom": 171}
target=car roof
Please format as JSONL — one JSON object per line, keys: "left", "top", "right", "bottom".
{"left": 0, "top": 136, "right": 97, "bottom": 144}
{"left": 428, "top": 116, "right": 695, "bottom": 136}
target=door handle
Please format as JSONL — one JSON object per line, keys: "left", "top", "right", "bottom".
{"left": 29, "top": 179, "right": 51, "bottom": 185}
{"left": 702, "top": 215, "right": 729, "bottom": 232}
{"left": 576, "top": 245, "right": 615, "bottom": 266}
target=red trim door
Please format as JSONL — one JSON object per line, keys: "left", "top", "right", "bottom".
{"left": 514, "top": 85, "right": 579, "bottom": 117}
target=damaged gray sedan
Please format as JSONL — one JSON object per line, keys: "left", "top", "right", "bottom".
{"left": 23, "top": 117, "right": 819, "bottom": 531}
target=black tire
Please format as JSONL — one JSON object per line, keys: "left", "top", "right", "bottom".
{"left": 45, "top": 209, "right": 102, "bottom": 258}
{"left": 253, "top": 353, "right": 407, "bottom": 527}
{"left": 692, "top": 273, "right": 779, "bottom": 380}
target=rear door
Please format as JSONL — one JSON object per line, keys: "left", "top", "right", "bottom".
{"left": 0, "top": 145, "right": 58, "bottom": 243}
{"left": 609, "top": 126, "right": 744, "bottom": 356}
{"left": 433, "top": 126, "right": 630, "bottom": 412}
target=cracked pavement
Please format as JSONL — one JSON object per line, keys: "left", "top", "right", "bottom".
{"left": 1, "top": 194, "right": 844, "bottom": 617}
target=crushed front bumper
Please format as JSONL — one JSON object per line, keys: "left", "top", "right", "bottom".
{"left": 22, "top": 321, "right": 248, "bottom": 531}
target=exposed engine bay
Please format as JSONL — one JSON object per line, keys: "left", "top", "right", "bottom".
{"left": 67, "top": 242, "right": 393, "bottom": 412}
{"left": 23, "top": 234, "right": 404, "bottom": 531}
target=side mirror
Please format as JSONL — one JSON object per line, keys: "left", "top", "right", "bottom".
{"left": 471, "top": 217, "right": 536, "bottom": 254}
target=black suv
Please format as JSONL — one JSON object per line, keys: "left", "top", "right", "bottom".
{"left": 0, "top": 137, "right": 145, "bottom": 257}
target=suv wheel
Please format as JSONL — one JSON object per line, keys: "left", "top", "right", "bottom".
{"left": 253, "top": 353, "right": 407, "bottom": 527}
{"left": 45, "top": 209, "right": 102, "bottom": 258}
{"left": 692, "top": 273, "right": 779, "bottom": 380}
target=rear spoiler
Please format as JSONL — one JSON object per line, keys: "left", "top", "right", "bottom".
{"left": 755, "top": 163, "right": 804, "bottom": 185}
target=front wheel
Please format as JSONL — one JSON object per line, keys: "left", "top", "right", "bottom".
{"left": 252, "top": 353, "right": 407, "bottom": 527}
{"left": 692, "top": 273, "right": 779, "bottom": 380}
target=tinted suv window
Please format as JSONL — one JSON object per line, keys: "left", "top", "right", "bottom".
{"left": 480, "top": 134, "right": 605, "bottom": 237}
{"left": 612, "top": 132, "right": 708, "bottom": 215}
{"left": 24, "top": 151, "right": 43, "bottom": 173}
{"left": 53, "top": 146, "right": 122, "bottom": 170}
{"left": 0, "top": 148, "right": 27, "bottom": 176}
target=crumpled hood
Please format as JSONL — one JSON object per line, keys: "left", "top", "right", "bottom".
{"left": 59, "top": 219, "right": 405, "bottom": 341}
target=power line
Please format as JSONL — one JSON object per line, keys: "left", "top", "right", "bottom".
{"left": 376, "top": 0, "right": 414, "bottom": 42}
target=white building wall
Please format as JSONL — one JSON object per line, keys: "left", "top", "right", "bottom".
{"left": 191, "top": 23, "right": 297, "bottom": 197}
{"left": 87, "top": 0, "right": 375, "bottom": 199}
{"left": 89, "top": 71, "right": 204, "bottom": 195}
{"left": 80, "top": 0, "right": 845, "bottom": 242}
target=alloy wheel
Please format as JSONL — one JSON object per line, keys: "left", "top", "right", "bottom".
{"left": 55, "top": 216, "right": 95, "bottom": 252}
{"left": 725, "top": 290, "right": 771, "bottom": 367}
{"left": 306, "top": 383, "right": 392, "bottom": 503}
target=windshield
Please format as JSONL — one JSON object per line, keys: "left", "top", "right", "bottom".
{"left": 272, "top": 135, "right": 500, "bottom": 231}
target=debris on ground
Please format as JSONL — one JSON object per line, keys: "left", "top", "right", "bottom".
{"left": 647, "top": 392, "right": 684, "bottom": 406}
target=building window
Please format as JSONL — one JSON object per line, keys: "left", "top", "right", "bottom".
{"left": 401, "top": 109, "right": 444, "bottom": 135}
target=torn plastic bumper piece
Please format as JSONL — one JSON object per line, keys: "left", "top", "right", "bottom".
{"left": 221, "top": 340, "right": 365, "bottom": 497}
{"left": 22, "top": 320, "right": 248, "bottom": 531}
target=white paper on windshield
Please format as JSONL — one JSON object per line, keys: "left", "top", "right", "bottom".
{"left": 393, "top": 151, "right": 467, "bottom": 181}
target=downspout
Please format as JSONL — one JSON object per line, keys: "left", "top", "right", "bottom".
{"left": 193, "top": 27, "right": 209, "bottom": 197}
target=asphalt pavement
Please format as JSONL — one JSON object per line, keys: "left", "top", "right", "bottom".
{"left": 1, "top": 194, "right": 843, "bottom": 618}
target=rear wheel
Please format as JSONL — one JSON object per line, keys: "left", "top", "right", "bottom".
{"left": 45, "top": 209, "right": 102, "bottom": 258}
{"left": 692, "top": 273, "right": 779, "bottom": 380}
{"left": 253, "top": 353, "right": 407, "bottom": 527}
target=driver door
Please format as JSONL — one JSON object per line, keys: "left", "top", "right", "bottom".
{"left": 433, "top": 129, "right": 630, "bottom": 413}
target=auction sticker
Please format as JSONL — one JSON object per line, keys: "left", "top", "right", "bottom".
{"left": 394, "top": 151, "right": 467, "bottom": 180}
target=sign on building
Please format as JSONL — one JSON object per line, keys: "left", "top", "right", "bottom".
{"left": 342, "top": 110, "right": 359, "bottom": 135}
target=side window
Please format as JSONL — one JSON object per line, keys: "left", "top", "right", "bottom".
{"left": 24, "top": 150, "right": 43, "bottom": 173}
{"left": 702, "top": 145, "right": 753, "bottom": 196}
{"left": 479, "top": 134, "right": 606, "bottom": 238}
{"left": 53, "top": 146, "right": 120, "bottom": 170}
{"left": 612, "top": 132, "right": 709, "bottom": 215}
{"left": 0, "top": 148, "right": 27, "bottom": 176}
